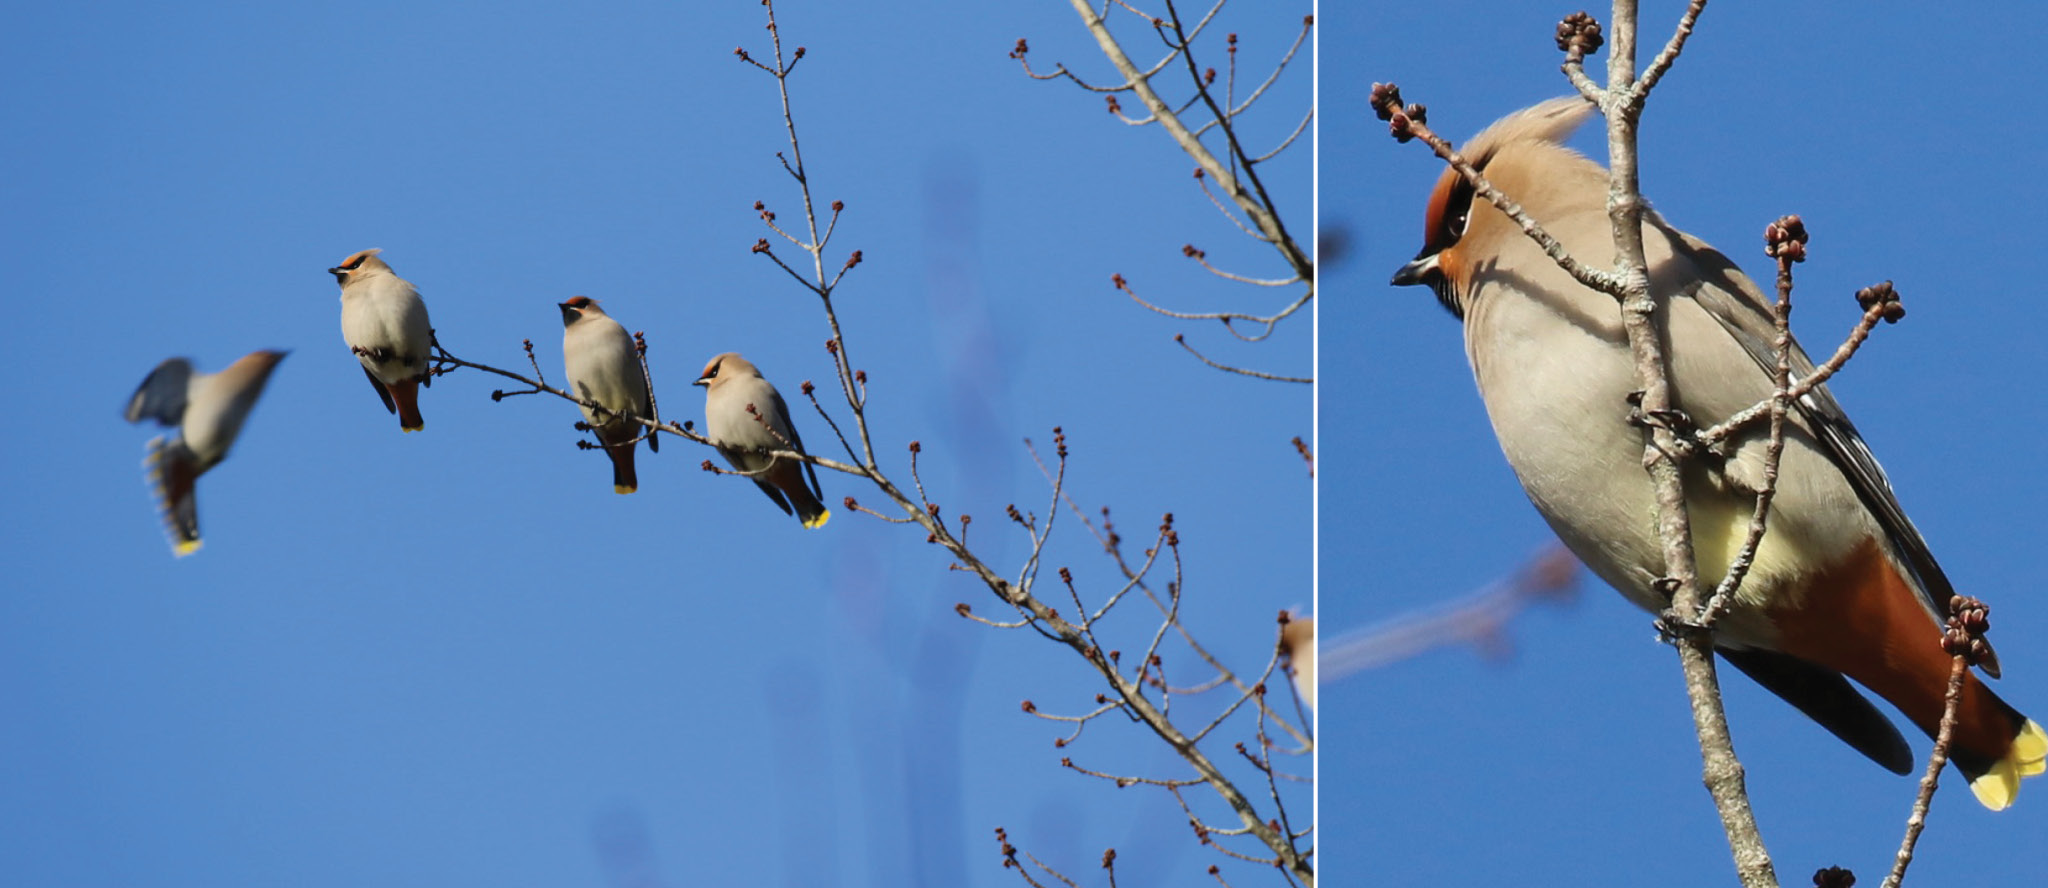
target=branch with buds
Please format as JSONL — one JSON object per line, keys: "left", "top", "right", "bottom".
{"left": 1015, "top": 0, "right": 1312, "bottom": 384}
{"left": 1881, "top": 596, "right": 1996, "bottom": 888}
{"left": 739, "top": 2, "right": 1306, "bottom": 884}
{"left": 390, "top": 6, "right": 1311, "bottom": 881}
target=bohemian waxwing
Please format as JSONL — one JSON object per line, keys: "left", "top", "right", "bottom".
{"left": 695, "top": 352, "right": 829, "bottom": 529}
{"left": 124, "top": 350, "right": 289, "bottom": 555}
{"left": 1392, "top": 97, "right": 2045, "bottom": 809}
{"left": 560, "top": 296, "right": 657, "bottom": 494}
{"left": 331, "top": 248, "right": 433, "bottom": 432}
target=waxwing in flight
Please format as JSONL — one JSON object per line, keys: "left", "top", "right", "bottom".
{"left": 332, "top": 248, "right": 433, "bottom": 432}
{"left": 695, "top": 352, "right": 829, "bottom": 529}
{"left": 124, "top": 350, "right": 288, "bottom": 556}
{"left": 1392, "top": 97, "right": 2044, "bottom": 808}
{"left": 560, "top": 296, "right": 657, "bottom": 493}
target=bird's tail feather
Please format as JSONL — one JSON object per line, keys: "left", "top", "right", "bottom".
{"left": 143, "top": 437, "right": 202, "bottom": 556}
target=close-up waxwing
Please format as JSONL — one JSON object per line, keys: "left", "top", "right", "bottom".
{"left": 695, "top": 352, "right": 829, "bottom": 529}
{"left": 123, "top": 350, "right": 289, "bottom": 556}
{"left": 331, "top": 248, "right": 433, "bottom": 432}
{"left": 559, "top": 296, "right": 657, "bottom": 494}
{"left": 1391, "top": 96, "right": 2045, "bottom": 809}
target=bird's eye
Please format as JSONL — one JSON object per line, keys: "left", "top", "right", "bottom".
{"left": 1423, "top": 174, "right": 1479, "bottom": 256}
{"left": 343, "top": 258, "right": 363, "bottom": 270}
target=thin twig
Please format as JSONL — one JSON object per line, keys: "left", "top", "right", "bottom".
{"left": 1882, "top": 654, "right": 1968, "bottom": 888}
{"left": 1630, "top": 0, "right": 1709, "bottom": 114}
{"left": 1598, "top": 3, "right": 1774, "bottom": 884}
{"left": 1251, "top": 108, "right": 1313, "bottom": 163}
{"left": 1116, "top": 272, "right": 1310, "bottom": 336}
{"left": 1175, "top": 335, "right": 1312, "bottom": 383}
{"left": 1697, "top": 296, "right": 1895, "bottom": 448}
{"left": 1700, "top": 218, "right": 1803, "bottom": 626}
{"left": 1025, "top": 437, "right": 1310, "bottom": 748}
{"left": 1366, "top": 86, "right": 1623, "bottom": 297}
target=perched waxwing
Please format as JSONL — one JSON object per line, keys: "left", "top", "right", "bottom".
{"left": 1392, "top": 97, "right": 2044, "bottom": 808}
{"left": 332, "top": 248, "right": 433, "bottom": 432}
{"left": 1280, "top": 615, "right": 1316, "bottom": 711}
{"left": 695, "top": 352, "right": 829, "bottom": 528}
{"left": 560, "top": 296, "right": 657, "bottom": 494}
{"left": 124, "top": 350, "right": 289, "bottom": 556}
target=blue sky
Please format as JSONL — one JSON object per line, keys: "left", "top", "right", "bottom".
{"left": 0, "top": 3, "right": 1309, "bottom": 886}
{"left": 24, "top": 1, "right": 2035, "bottom": 884}
{"left": 1324, "top": 2, "right": 2048, "bottom": 885}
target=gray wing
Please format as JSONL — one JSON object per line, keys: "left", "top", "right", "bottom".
{"left": 1658, "top": 222, "right": 1975, "bottom": 668}
{"left": 125, "top": 358, "right": 195, "bottom": 427}
{"left": 642, "top": 367, "right": 659, "bottom": 454}
{"left": 1719, "top": 646, "right": 1913, "bottom": 774}
{"left": 769, "top": 387, "right": 824, "bottom": 500}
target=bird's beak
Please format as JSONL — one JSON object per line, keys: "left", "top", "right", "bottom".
{"left": 1390, "top": 252, "right": 1440, "bottom": 287}
{"left": 693, "top": 377, "right": 711, "bottom": 387}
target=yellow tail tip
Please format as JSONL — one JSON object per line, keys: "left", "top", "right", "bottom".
{"left": 2014, "top": 719, "right": 2047, "bottom": 778}
{"left": 401, "top": 423, "right": 424, "bottom": 433}
{"left": 1968, "top": 720, "right": 2047, "bottom": 810}
{"left": 803, "top": 508, "right": 831, "bottom": 529}
{"left": 173, "top": 539, "right": 203, "bottom": 557}
{"left": 614, "top": 484, "right": 637, "bottom": 494}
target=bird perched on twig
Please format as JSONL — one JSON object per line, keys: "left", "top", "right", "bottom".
{"left": 1392, "top": 97, "right": 2044, "bottom": 808}
{"left": 696, "top": 352, "right": 829, "bottom": 529}
{"left": 560, "top": 296, "right": 657, "bottom": 493}
{"left": 332, "top": 248, "right": 433, "bottom": 432}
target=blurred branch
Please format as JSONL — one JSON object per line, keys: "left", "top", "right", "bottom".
{"left": 1319, "top": 546, "right": 1579, "bottom": 679}
{"left": 590, "top": 805, "right": 669, "bottom": 888}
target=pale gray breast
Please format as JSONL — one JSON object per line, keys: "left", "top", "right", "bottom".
{"left": 565, "top": 320, "right": 646, "bottom": 425}
{"left": 176, "top": 372, "right": 247, "bottom": 467}
{"left": 710, "top": 377, "right": 784, "bottom": 447}
{"left": 1463, "top": 243, "right": 1667, "bottom": 607}
{"left": 1461, "top": 220, "right": 1883, "bottom": 632}
{"left": 344, "top": 276, "right": 428, "bottom": 346}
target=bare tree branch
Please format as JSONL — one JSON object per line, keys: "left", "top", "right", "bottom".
{"left": 1017, "top": 2, "right": 1312, "bottom": 382}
